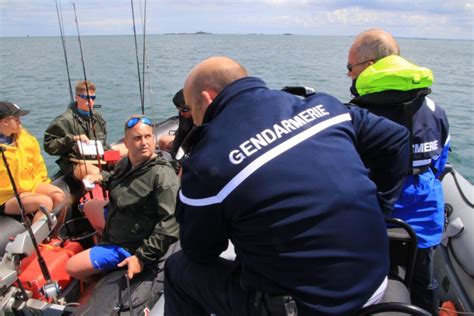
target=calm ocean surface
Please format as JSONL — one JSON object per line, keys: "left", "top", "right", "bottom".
{"left": 0, "top": 35, "right": 472, "bottom": 182}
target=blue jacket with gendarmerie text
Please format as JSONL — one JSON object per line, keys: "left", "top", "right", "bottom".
{"left": 177, "top": 76, "right": 410, "bottom": 315}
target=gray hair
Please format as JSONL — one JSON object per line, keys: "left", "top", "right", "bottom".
{"left": 354, "top": 28, "right": 400, "bottom": 62}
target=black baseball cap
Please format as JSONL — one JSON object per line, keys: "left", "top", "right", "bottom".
{"left": 172, "top": 89, "right": 185, "bottom": 107}
{"left": 0, "top": 101, "right": 30, "bottom": 119}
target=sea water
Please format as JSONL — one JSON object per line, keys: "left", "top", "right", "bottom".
{"left": 0, "top": 34, "right": 472, "bottom": 182}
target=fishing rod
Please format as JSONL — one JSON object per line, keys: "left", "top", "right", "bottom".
{"left": 55, "top": 0, "right": 92, "bottom": 193}
{"left": 141, "top": 0, "right": 147, "bottom": 115}
{"left": 130, "top": 0, "right": 144, "bottom": 114}
{"left": 138, "top": 0, "right": 157, "bottom": 117}
{"left": 0, "top": 145, "right": 59, "bottom": 301}
{"left": 55, "top": 0, "right": 74, "bottom": 103}
{"left": 72, "top": 2, "right": 106, "bottom": 199}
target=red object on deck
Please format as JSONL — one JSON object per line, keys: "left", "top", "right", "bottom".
{"left": 18, "top": 239, "right": 83, "bottom": 299}
{"left": 81, "top": 183, "right": 108, "bottom": 201}
{"left": 439, "top": 301, "right": 458, "bottom": 316}
{"left": 103, "top": 150, "right": 120, "bottom": 163}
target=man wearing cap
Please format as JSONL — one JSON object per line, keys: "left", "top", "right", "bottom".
{"left": 158, "top": 89, "right": 194, "bottom": 159}
{"left": 0, "top": 101, "right": 66, "bottom": 223}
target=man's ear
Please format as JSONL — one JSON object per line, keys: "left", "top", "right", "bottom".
{"left": 201, "top": 89, "right": 217, "bottom": 105}
{"left": 123, "top": 135, "right": 130, "bottom": 150}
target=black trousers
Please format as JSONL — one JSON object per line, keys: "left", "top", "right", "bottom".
{"left": 411, "top": 247, "right": 438, "bottom": 315}
{"left": 164, "top": 250, "right": 255, "bottom": 316}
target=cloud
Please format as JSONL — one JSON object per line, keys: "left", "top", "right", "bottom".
{"left": 0, "top": 0, "right": 472, "bottom": 39}
{"left": 86, "top": 19, "right": 134, "bottom": 28}
{"left": 263, "top": 0, "right": 310, "bottom": 5}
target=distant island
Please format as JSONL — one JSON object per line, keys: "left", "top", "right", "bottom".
{"left": 164, "top": 31, "right": 213, "bottom": 35}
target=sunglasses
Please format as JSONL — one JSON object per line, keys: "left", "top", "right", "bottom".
{"left": 77, "top": 94, "right": 96, "bottom": 101}
{"left": 176, "top": 105, "right": 190, "bottom": 113}
{"left": 125, "top": 117, "right": 153, "bottom": 129}
{"left": 346, "top": 59, "right": 374, "bottom": 72}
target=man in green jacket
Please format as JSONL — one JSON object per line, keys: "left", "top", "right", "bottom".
{"left": 65, "top": 115, "right": 179, "bottom": 280}
{"left": 44, "top": 80, "right": 123, "bottom": 181}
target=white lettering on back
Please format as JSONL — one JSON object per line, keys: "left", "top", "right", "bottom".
{"left": 413, "top": 140, "right": 439, "bottom": 153}
{"left": 229, "top": 105, "right": 330, "bottom": 164}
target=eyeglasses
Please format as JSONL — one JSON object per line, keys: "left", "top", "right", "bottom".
{"left": 125, "top": 117, "right": 153, "bottom": 129}
{"left": 77, "top": 94, "right": 96, "bottom": 101}
{"left": 346, "top": 59, "right": 374, "bottom": 72}
{"left": 176, "top": 105, "right": 190, "bottom": 113}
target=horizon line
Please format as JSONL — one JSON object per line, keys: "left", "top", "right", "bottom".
{"left": 0, "top": 33, "right": 472, "bottom": 41}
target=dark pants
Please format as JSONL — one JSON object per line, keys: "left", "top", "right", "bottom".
{"left": 411, "top": 247, "right": 438, "bottom": 315}
{"left": 164, "top": 250, "right": 254, "bottom": 316}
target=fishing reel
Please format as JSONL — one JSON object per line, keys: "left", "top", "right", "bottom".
{"left": 40, "top": 281, "right": 61, "bottom": 300}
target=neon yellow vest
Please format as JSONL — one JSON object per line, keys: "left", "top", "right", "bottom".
{"left": 355, "top": 55, "right": 433, "bottom": 96}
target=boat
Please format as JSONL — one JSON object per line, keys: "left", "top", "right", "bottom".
{"left": 434, "top": 166, "right": 474, "bottom": 313}
{"left": 0, "top": 116, "right": 179, "bottom": 315}
{"left": 1, "top": 112, "right": 473, "bottom": 315}
{"left": 149, "top": 162, "right": 474, "bottom": 316}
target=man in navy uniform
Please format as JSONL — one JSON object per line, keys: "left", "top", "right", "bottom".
{"left": 347, "top": 29, "right": 450, "bottom": 314}
{"left": 164, "top": 56, "right": 410, "bottom": 315}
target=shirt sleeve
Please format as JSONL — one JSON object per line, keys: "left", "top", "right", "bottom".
{"left": 349, "top": 106, "right": 410, "bottom": 214}
{"left": 32, "top": 136, "right": 51, "bottom": 184}
{"left": 176, "top": 166, "right": 230, "bottom": 263}
{"left": 176, "top": 199, "right": 229, "bottom": 263}
{"left": 432, "top": 139, "right": 450, "bottom": 179}
{"left": 134, "top": 164, "right": 180, "bottom": 265}
{"left": 43, "top": 118, "right": 76, "bottom": 156}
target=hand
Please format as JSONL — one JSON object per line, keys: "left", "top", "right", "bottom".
{"left": 73, "top": 134, "right": 90, "bottom": 142}
{"left": 84, "top": 174, "right": 102, "bottom": 184}
{"left": 117, "top": 255, "right": 144, "bottom": 279}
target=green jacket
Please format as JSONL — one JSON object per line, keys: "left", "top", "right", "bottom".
{"left": 43, "top": 103, "right": 108, "bottom": 175}
{"left": 102, "top": 155, "right": 180, "bottom": 265}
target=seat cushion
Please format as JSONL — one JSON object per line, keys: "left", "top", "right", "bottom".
{"left": 381, "top": 278, "right": 411, "bottom": 304}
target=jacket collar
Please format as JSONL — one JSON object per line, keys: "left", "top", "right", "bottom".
{"left": 202, "top": 76, "right": 268, "bottom": 125}
{"left": 355, "top": 55, "right": 433, "bottom": 96}
{"left": 68, "top": 102, "right": 95, "bottom": 117}
{"left": 114, "top": 155, "right": 167, "bottom": 179}
{"left": 180, "top": 77, "right": 268, "bottom": 159}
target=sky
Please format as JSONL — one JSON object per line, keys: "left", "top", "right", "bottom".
{"left": 0, "top": 0, "right": 473, "bottom": 40}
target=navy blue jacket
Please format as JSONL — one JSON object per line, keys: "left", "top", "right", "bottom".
{"left": 177, "top": 77, "right": 410, "bottom": 315}
{"left": 351, "top": 88, "right": 450, "bottom": 248}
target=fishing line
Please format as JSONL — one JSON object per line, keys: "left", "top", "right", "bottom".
{"left": 130, "top": 0, "right": 144, "bottom": 114}
{"left": 138, "top": 0, "right": 156, "bottom": 119}
{"left": 55, "top": 0, "right": 90, "bottom": 190}
{"left": 141, "top": 0, "right": 147, "bottom": 115}
{"left": 54, "top": 0, "right": 74, "bottom": 103}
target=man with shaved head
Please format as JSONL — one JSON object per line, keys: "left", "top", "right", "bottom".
{"left": 183, "top": 56, "right": 248, "bottom": 126}
{"left": 164, "top": 56, "right": 410, "bottom": 315}
{"left": 347, "top": 29, "right": 450, "bottom": 313}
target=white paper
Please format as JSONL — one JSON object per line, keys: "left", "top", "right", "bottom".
{"left": 77, "top": 140, "right": 104, "bottom": 156}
